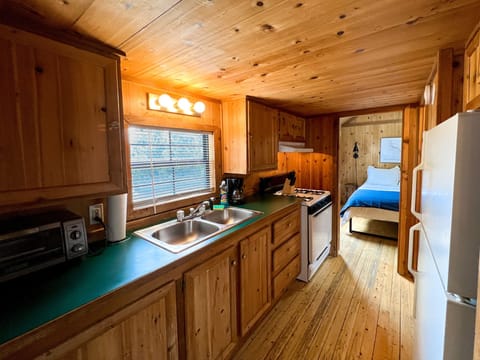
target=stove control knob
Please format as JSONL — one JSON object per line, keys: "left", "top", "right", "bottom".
{"left": 71, "top": 243, "right": 85, "bottom": 253}
{"left": 70, "top": 230, "right": 82, "bottom": 240}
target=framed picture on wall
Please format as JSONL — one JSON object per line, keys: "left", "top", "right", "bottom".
{"left": 380, "top": 137, "right": 401, "bottom": 163}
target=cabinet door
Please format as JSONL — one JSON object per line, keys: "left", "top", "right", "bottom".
{"left": 47, "top": 282, "right": 178, "bottom": 359}
{"left": 247, "top": 101, "right": 278, "bottom": 172}
{"left": 279, "top": 111, "right": 305, "bottom": 142}
{"left": 222, "top": 99, "right": 248, "bottom": 174}
{"left": 464, "top": 30, "right": 480, "bottom": 110}
{"left": 0, "top": 24, "right": 125, "bottom": 206}
{"left": 184, "top": 247, "right": 238, "bottom": 360}
{"left": 239, "top": 226, "right": 271, "bottom": 335}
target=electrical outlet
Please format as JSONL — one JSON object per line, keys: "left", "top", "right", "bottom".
{"left": 89, "top": 203, "right": 104, "bottom": 225}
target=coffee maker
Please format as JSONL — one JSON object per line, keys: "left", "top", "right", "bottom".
{"left": 225, "top": 177, "right": 245, "bottom": 205}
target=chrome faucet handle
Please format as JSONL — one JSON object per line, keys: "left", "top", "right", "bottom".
{"left": 176, "top": 210, "right": 185, "bottom": 222}
{"left": 189, "top": 207, "right": 195, "bottom": 216}
{"left": 209, "top": 197, "right": 216, "bottom": 209}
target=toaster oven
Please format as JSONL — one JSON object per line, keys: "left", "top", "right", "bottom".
{"left": 0, "top": 209, "right": 88, "bottom": 283}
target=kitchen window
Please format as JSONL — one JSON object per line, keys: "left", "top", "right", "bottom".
{"left": 128, "top": 126, "right": 215, "bottom": 210}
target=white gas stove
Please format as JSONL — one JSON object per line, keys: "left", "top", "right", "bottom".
{"left": 274, "top": 187, "right": 333, "bottom": 282}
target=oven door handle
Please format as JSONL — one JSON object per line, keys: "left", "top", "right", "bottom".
{"left": 0, "top": 246, "right": 48, "bottom": 263}
{"left": 312, "top": 203, "right": 332, "bottom": 217}
{"left": 0, "top": 222, "right": 61, "bottom": 242}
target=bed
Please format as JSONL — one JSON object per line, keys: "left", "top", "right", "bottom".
{"left": 340, "top": 166, "right": 400, "bottom": 239}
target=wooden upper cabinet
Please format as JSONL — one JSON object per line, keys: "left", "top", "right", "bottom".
{"left": 222, "top": 98, "right": 278, "bottom": 174}
{"left": 278, "top": 111, "right": 305, "bottom": 142}
{"left": 239, "top": 226, "right": 271, "bottom": 336}
{"left": 0, "top": 24, "right": 126, "bottom": 206}
{"left": 247, "top": 101, "right": 279, "bottom": 171}
{"left": 464, "top": 26, "right": 480, "bottom": 110}
{"left": 184, "top": 246, "right": 238, "bottom": 360}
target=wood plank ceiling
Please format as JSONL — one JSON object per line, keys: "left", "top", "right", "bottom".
{"left": 1, "top": 0, "right": 479, "bottom": 115}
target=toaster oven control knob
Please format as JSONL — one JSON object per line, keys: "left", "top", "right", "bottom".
{"left": 71, "top": 244, "right": 85, "bottom": 253}
{"left": 70, "top": 230, "right": 82, "bottom": 240}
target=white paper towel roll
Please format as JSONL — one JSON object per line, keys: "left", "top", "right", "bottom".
{"left": 107, "top": 193, "right": 127, "bottom": 242}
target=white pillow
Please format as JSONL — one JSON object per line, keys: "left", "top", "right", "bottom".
{"left": 365, "top": 166, "right": 400, "bottom": 186}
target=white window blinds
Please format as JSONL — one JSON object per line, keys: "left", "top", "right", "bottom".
{"left": 128, "top": 126, "right": 215, "bottom": 210}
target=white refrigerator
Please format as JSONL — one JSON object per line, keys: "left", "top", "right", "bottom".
{"left": 409, "top": 112, "right": 480, "bottom": 359}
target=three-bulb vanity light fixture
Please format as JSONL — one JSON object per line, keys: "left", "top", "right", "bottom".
{"left": 147, "top": 92, "right": 206, "bottom": 116}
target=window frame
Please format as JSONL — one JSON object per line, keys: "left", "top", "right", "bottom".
{"left": 125, "top": 121, "right": 220, "bottom": 220}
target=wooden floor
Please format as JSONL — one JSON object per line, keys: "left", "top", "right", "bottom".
{"left": 233, "top": 223, "right": 414, "bottom": 360}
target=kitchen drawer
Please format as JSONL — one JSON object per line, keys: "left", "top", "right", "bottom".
{"left": 272, "top": 233, "right": 300, "bottom": 276}
{"left": 273, "top": 255, "right": 300, "bottom": 300}
{"left": 272, "top": 210, "right": 300, "bottom": 248}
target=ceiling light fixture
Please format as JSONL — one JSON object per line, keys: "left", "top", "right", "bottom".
{"left": 147, "top": 93, "right": 206, "bottom": 116}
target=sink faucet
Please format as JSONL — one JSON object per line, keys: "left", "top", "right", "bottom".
{"left": 177, "top": 199, "right": 213, "bottom": 222}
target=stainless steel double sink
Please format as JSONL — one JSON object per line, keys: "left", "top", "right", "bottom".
{"left": 134, "top": 207, "right": 263, "bottom": 253}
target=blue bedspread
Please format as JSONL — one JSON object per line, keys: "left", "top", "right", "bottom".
{"left": 340, "top": 189, "right": 400, "bottom": 216}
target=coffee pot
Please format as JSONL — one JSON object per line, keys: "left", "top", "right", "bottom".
{"left": 225, "top": 177, "right": 245, "bottom": 204}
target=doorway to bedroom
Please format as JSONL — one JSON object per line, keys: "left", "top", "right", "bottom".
{"left": 338, "top": 110, "right": 403, "bottom": 242}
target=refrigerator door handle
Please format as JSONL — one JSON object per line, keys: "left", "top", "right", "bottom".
{"left": 411, "top": 164, "right": 423, "bottom": 220}
{"left": 410, "top": 132, "right": 425, "bottom": 221}
{"left": 408, "top": 223, "right": 422, "bottom": 276}
{"left": 445, "top": 292, "right": 477, "bottom": 308}
{"left": 408, "top": 223, "right": 422, "bottom": 318}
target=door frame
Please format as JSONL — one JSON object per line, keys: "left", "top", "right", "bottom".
{"left": 332, "top": 104, "right": 419, "bottom": 279}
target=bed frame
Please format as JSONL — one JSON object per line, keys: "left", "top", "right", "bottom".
{"left": 343, "top": 207, "right": 399, "bottom": 240}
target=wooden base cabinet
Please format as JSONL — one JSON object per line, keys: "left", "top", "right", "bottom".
{"left": 239, "top": 226, "right": 271, "bottom": 336}
{"left": 41, "top": 282, "right": 178, "bottom": 359}
{"left": 184, "top": 247, "right": 238, "bottom": 360}
{"left": 0, "top": 205, "right": 301, "bottom": 360}
{"left": 271, "top": 209, "right": 301, "bottom": 300}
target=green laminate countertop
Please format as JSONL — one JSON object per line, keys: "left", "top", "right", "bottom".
{"left": 0, "top": 194, "right": 300, "bottom": 345}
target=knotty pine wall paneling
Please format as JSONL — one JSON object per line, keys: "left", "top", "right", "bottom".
{"left": 121, "top": 80, "right": 223, "bottom": 222}
{"left": 306, "top": 115, "right": 339, "bottom": 256}
{"left": 398, "top": 105, "right": 420, "bottom": 279}
{"left": 339, "top": 112, "right": 402, "bottom": 203}
{"left": 424, "top": 48, "right": 464, "bottom": 130}
{"left": 451, "top": 53, "right": 465, "bottom": 116}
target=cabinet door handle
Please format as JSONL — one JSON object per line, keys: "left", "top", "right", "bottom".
{"left": 242, "top": 254, "right": 247, "bottom": 259}
{"left": 231, "top": 260, "right": 238, "bottom": 266}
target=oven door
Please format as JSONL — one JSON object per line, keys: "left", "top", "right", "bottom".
{"left": 308, "top": 203, "right": 332, "bottom": 264}
{"left": 0, "top": 224, "right": 66, "bottom": 282}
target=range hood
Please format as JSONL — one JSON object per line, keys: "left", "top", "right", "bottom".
{"left": 278, "top": 141, "right": 314, "bottom": 153}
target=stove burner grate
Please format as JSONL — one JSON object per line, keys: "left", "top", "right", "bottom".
{"left": 295, "top": 188, "right": 325, "bottom": 195}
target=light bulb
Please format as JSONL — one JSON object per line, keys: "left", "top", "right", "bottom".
{"left": 159, "top": 94, "right": 173, "bottom": 108}
{"left": 177, "top": 97, "right": 191, "bottom": 112}
{"left": 193, "top": 101, "right": 206, "bottom": 114}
